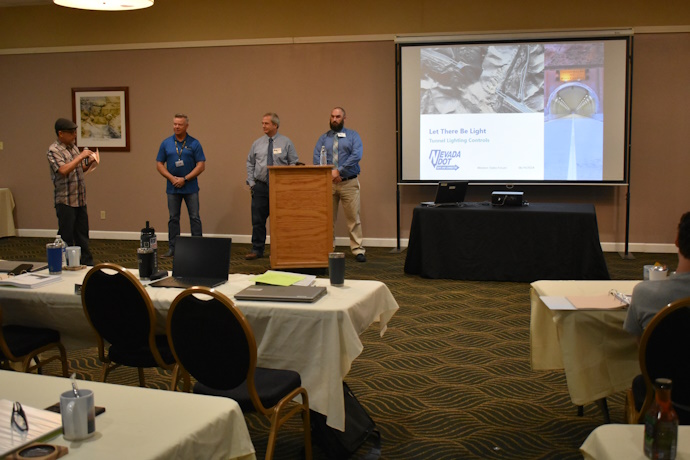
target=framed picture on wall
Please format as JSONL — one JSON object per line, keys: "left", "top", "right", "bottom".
{"left": 72, "top": 87, "right": 130, "bottom": 151}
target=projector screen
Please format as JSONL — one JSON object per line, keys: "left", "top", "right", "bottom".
{"left": 398, "top": 34, "right": 631, "bottom": 184}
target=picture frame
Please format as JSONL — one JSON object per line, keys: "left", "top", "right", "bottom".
{"left": 71, "top": 87, "right": 130, "bottom": 151}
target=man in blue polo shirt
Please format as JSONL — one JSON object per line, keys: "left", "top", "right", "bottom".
{"left": 313, "top": 107, "right": 366, "bottom": 262}
{"left": 156, "top": 113, "right": 206, "bottom": 257}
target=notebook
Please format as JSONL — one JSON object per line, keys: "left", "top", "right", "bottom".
{"left": 150, "top": 236, "right": 231, "bottom": 288}
{"left": 234, "top": 284, "right": 327, "bottom": 303}
{"left": 421, "top": 181, "right": 469, "bottom": 207}
{"left": 0, "top": 399, "right": 62, "bottom": 457}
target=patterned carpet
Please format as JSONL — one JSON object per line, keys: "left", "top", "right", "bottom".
{"left": 0, "top": 237, "right": 678, "bottom": 459}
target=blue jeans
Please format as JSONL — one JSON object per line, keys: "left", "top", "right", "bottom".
{"left": 167, "top": 192, "right": 202, "bottom": 251}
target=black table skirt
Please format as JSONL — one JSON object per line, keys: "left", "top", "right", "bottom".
{"left": 404, "top": 202, "right": 610, "bottom": 282}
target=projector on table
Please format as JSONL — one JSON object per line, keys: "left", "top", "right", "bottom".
{"left": 491, "top": 191, "right": 525, "bottom": 207}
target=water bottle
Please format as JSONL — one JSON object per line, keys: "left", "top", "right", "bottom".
{"left": 82, "top": 147, "right": 90, "bottom": 167}
{"left": 54, "top": 234, "right": 66, "bottom": 268}
{"left": 644, "top": 378, "right": 678, "bottom": 459}
{"left": 319, "top": 146, "right": 327, "bottom": 166}
{"left": 140, "top": 221, "right": 158, "bottom": 274}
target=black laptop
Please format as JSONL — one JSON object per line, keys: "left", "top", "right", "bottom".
{"left": 421, "top": 181, "right": 469, "bottom": 207}
{"left": 150, "top": 236, "right": 231, "bottom": 288}
{"left": 0, "top": 260, "right": 49, "bottom": 273}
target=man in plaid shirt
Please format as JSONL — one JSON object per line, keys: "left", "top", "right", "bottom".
{"left": 46, "top": 118, "right": 95, "bottom": 265}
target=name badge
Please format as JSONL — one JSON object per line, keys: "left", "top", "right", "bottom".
{"left": 175, "top": 160, "right": 184, "bottom": 167}
{"left": 337, "top": 132, "right": 346, "bottom": 138}
{"left": 273, "top": 148, "right": 282, "bottom": 154}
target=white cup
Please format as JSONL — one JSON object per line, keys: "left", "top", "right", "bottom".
{"left": 649, "top": 267, "right": 668, "bottom": 281}
{"left": 66, "top": 246, "right": 81, "bottom": 267}
{"left": 60, "top": 389, "right": 96, "bottom": 441}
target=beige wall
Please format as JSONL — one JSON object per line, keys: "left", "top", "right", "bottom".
{"left": 0, "top": 42, "right": 397, "bottom": 243}
{"left": 1, "top": 1, "right": 688, "bottom": 49}
{"left": 0, "top": 1, "right": 689, "bottom": 249}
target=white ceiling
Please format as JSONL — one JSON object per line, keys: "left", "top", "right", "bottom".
{"left": 0, "top": 0, "right": 52, "bottom": 6}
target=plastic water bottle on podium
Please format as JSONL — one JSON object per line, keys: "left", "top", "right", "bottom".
{"left": 319, "top": 146, "right": 327, "bottom": 166}
{"left": 644, "top": 378, "right": 678, "bottom": 459}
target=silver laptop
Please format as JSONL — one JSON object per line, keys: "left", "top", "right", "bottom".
{"left": 234, "top": 285, "right": 327, "bottom": 303}
{"left": 150, "top": 236, "right": 231, "bottom": 288}
{"left": 421, "top": 181, "right": 469, "bottom": 207}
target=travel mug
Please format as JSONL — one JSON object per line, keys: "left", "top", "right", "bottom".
{"left": 46, "top": 243, "right": 62, "bottom": 274}
{"left": 329, "top": 252, "right": 345, "bottom": 286}
{"left": 137, "top": 247, "right": 154, "bottom": 279}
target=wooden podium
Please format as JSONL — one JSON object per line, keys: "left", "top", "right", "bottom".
{"left": 268, "top": 165, "right": 333, "bottom": 269}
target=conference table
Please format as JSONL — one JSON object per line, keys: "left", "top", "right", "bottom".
{"left": 0, "top": 188, "right": 17, "bottom": 238}
{"left": 530, "top": 280, "right": 641, "bottom": 410}
{"left": 0, "top": 269, "right": 399, "bottom": 432}
{"left": 580, "top": 424, "right": 690, "bottom": 459}
{"left": 404, "top": 202, "right": 610, "bottom": 282}
{"left": 0, "top": 371, "right": 256, "bottom": 460}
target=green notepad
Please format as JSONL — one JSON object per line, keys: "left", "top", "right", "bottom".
{"left": 251, "top": 271, "right": 306, "bottom": 287}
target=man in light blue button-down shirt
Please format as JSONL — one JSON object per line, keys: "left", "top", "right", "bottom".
{"left": 313, "top": 107, "right": 366, "bottom": 262}
{"left": 245, "top": 113, "right": 299, "bottom": 259}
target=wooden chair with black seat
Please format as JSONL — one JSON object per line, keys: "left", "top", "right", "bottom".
{"left": 0, "top": 303, "right": 69, "bottom": 376}
{"left": 167, "top": 286, "right": 312, "bottom": 460}
{"left": 625, "top": 296, "right": 690, "bottom": 424}
{"left": 81, "top": 263, "right": 183, "bottom": 388}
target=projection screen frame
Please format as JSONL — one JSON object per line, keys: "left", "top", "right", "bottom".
{"left": 395, "top": 29, "right": 633, "bottom": 186}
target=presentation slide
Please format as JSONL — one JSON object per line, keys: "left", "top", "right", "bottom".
{"left": 399, "top": 37, "right": 629, "bottom": 184}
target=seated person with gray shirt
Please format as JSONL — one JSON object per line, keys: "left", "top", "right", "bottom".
{"left": 623, "top": 211, "right": 690, "bottom": 414}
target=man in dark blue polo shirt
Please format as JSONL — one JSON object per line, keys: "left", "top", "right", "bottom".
{"left": 156, "top": 113, "right": 205, "bottom": 257}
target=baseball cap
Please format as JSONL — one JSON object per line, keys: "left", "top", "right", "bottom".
{"left": 55, "top": 118, "right": 78, "bottom": 133}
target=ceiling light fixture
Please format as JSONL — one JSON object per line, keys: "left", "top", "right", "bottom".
{"left": 53, "top": 0, "right": 153, "bottom": 11}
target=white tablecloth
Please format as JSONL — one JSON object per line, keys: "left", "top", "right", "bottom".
{"left": 581, "top": 424, "right": 690, "bottom": 459}
{"left": 0, "top": 270, "right": 399, "bottom": 431}
{"left": 0, "top": 370, "right": 255, "bottom": 460}
{"left": 0, "top": 189, "right": 17, "bottom": 238}
{"left": 530, "top": 280, "right": 641, "bottom": 405}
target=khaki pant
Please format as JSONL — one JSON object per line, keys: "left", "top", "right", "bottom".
{"left": 332, "top": 178, "right": 365, "bottom": 255}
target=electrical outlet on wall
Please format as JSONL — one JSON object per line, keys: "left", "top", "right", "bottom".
{"left": 100, "top": 211, "right": 106, "bottom": 219}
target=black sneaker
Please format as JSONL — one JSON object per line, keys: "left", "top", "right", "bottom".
{"left": 355, "top": 253, "right": 367, "bottom": 263}
{"left": 161, "top": 249, "right": 174, "bottom": 258}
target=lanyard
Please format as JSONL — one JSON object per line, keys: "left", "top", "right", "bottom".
{"left": 174, "top": 138, "right": 187, "bottom": 159}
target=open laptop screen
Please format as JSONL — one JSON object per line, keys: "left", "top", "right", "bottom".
{"left": 172, "top": 236, "right": 231, "bottom": 279}
{"left": 434, "top": 181, "right": 468, "bottom": 205}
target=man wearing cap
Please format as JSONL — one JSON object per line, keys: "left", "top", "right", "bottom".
{"left": 46, "top": 118, "right": 95, "bottom": 265}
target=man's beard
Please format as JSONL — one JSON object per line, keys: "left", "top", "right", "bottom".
{"left": 330, "top": 120, "right": 344, "bottom": 132}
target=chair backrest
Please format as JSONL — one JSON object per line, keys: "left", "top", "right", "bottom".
{"left": 81, "top": 263, "right": 156, "bottom": 351}
{"left": 639, "top": 295, "right": 690, "bottom": 423}
{"left": 167, "top": 287, "right": 257, "bottom": 392}
{"left": 0, "top": 303, "right": 14, "bottom": 360}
